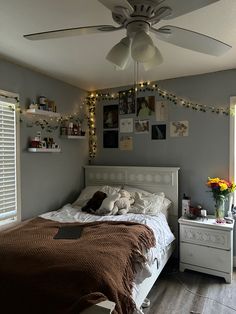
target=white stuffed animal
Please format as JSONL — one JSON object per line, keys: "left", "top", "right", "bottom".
{"left": 96, "top": 193, "right": 120, "bottom": 215}
{"left": 113, "top": 189, "right": 135, "bottom": 215}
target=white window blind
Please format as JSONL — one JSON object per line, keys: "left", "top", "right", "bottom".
{"left": 0, "top": 100, "right": 17, "bottom": 223}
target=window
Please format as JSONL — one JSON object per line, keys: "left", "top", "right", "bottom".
{"left": 0, "top": 92, "right": 20, "bottom": 227}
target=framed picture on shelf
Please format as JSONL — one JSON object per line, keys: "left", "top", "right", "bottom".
{"left": 103, "top": 105, "right": 118, "bottom": 129}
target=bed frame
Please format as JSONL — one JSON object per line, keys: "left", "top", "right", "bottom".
{"left": 82, "top": 165, "right": 180, "bottom": 314}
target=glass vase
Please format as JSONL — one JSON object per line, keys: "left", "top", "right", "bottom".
{"left": 215, "top": 197, "right": 225, "bottom": 223}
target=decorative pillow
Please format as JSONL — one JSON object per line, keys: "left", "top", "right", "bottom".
{"left": 73, "top": 185, "right": 121, "bottom": 207}
{"left": 129, "top": 192, "right": 165, "bottom": 215}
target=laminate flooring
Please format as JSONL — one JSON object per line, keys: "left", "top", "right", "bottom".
{"left": 143, "top": 262, "right": 236, "bottom": 314}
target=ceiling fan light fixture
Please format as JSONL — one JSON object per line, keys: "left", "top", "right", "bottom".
{"left": 106, "top": 36, "right": 131, "bottom": 69}
{"left": 143, "top": 46, "right": 163, "bottom": 71}
{"left": 131, "top": 30, "right": 156, "bottom": 62}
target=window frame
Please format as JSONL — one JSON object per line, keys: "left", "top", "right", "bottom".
{"left": 0, "top": 89, "right": 21, "bottom": 230}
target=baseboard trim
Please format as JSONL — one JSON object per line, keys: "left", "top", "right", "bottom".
{"left": 234, "top": 256, "right": 236, "bottom": 267}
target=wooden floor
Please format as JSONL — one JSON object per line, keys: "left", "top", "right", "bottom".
{"left": 143, "top": 261, "right": 236, "bottom": 314}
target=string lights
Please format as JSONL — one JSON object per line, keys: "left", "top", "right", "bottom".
{"left": 88, "top": 81, "right": 231, "bottom": 116}
{"left": 87, "top": 96, "right": 97, "bottom": 162}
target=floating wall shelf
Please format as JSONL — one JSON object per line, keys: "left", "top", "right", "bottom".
{"left": 28, "top": 148, "right": 61, "bottom": 153}
{"left": 26, "top": 109, "right": 61, "bottom": 118}
{"left": 60, "top": 135, "right": 86, "bottom": 139}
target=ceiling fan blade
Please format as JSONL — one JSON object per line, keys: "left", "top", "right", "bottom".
{"left": 98, "top": 0, "right": 133, "bottom": 14}
{"left": 155, "top": 0, "right": 220, "bottom": 20}
{"left": 151, "top": 25, "right": 231, "bottom": 56}
{"left": 24, "top": 25, "right": 123, "bottom": 40}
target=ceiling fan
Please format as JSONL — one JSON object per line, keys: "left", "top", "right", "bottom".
{"left": 24, "top": 0, "right": 231, "bottom": 70}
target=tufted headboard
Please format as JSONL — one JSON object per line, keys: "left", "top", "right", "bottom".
{"left": 84, "top": 165, "right": 179, "bottom": 238}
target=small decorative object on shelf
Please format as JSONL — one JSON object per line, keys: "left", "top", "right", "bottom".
{"left": 206, "top": 177, "right": 236, "bottom": 224}
{"left": 28, "top": 133, "right": 60, "bottom": 152}
{"left": 182, "top": 193, "right": 191, "bottom": 216}
{"left": 60, "top": 121, "right": 85, "bottom": 137}
{"left": 28, "top": 96, "right": 57, "bottom": 113}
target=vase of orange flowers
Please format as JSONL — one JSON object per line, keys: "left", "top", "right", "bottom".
{"left": 207, "top": 177, "right": 236, "bottom": 223}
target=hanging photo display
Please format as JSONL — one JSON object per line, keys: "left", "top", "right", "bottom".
{"left": 155, "top": 101, "right": 168, "bottom": 121}
{"left": 103, "top": 130, "right": 119, "bottom": 148}
{"left": 134, "top": 119, "right": 149, "bottom": 133}
{"left": 137, "top": 96, "right": 155, "bottom": 118}
{"left": 170, "top": 121, "right": 189, "bottom": 137}
{"left": 119, "top": 90, "right": 135, "bottom": 115}
{"left": 120, "top": 136, "right": 133, "bottom": 151}
{"left": 120, "top": 118, "right": 133, "bottom": 133}
{"left": 152, "top": 124, "right": 166, "bottom": 140}
{"left": 103, "top": 105, "right": 118, "bottom": 129}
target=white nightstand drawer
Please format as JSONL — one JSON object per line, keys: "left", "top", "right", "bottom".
{"left": 180, "top": 242, "right": 231, "bottom": 273}
{"left": 180, "top": 225, "right": 231, "bottom": 250}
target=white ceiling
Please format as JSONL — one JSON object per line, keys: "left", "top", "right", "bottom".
{"left": 0, "top": 0, "right": 236, "bottom": 91}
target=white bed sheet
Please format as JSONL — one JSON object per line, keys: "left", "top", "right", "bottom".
{"left": 40, "top": 204, "right": 175, "bottom": 305}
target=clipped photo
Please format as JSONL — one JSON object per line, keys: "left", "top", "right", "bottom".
{"left": 120, "top": 118, "right": 133, "bottom": 133}
{"left": 120, "top": 136, "right": 133, "bottom": 151}
{"left": 119, "top": 90, "right": 135, "bottom": 114}
{"left": 137, "top": 96, "right": 155, "bottom": 118}
{"left": 103, "top": 130, "right": 119, "bottom": 148}
{"left": 103, "top": 105, "right": 118, "bottom": 129}
{"left": 152, "top": 124, "right": 166, "bottom": 140}
{"left": 170, "top": 121, "right": 189, "bottom": 137}
{"left": 155, "top": 101, "right": 168, "bottom": 121}
{"left": 134, "top": 119, "right": 149, "bottom": 133}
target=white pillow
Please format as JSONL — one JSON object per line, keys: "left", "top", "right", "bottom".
{"left": 123, "top": 185, "right": 171, "bottom": 214}
{"left": 133, "top": 192, "right": 165, "bottom": 215}
{"left": 73, "top": 185, "right": 121, "bottom": 207}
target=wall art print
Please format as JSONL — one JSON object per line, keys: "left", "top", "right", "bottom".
{"left": 152, "top": 124, "right": 166, "bottom": 140}
{"left": 120, "top": 118, "right": 133, "bottom": 133}
{"left": 134, "top": 119, "right": 149, "bottom": 133}
{"left": 120, "top": 136, "right": 133, "bottom": 151}
{"left": 103, "top": 105, "right": 118, "bottom": 129}
{"left": 137, "top": 96, "right": 155, "bottom": 118}
{"left": 119, "top": 90, "right": 135, "bottom": 115}
{"left": 155, "top": 101, "right": 168, "bottom": 121}
{"left": 103, "top": 130, "right": 119, "bottom": 148}
{"left": 170, "top": 121, "right": 189, "bottom": 137}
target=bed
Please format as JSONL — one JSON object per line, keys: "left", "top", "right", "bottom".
{"left": 0, "top": 166, "right": 179, "bottom": 314}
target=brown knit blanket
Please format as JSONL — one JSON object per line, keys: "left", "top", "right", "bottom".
{"left": 0, "top": 217, "right": 156, "bottom": 314}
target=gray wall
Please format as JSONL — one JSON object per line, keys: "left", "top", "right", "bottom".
{"left": 0, "top": 59, "right": 88, "bottom": 220}
{"left": 93, "top": 69, "right": 236, "bottom": 252}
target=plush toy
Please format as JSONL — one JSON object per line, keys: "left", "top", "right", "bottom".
{"left": 81, "top": 191, "right": 107, "bottom": 214}
{"left": 96, "top": 193, "right": 120, "bottom": 215}
{"left": 113, "top": 189, "right": 135, "bottom": 215}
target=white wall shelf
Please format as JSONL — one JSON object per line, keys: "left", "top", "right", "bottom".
{"left": 28, "top": 148, "right": 61, "bottom": 153}
{"left": 60, "top": 135, "right": 86, "bottom": 139}
{"left": 26, "top": 108, "right": 61, "bottom": 118}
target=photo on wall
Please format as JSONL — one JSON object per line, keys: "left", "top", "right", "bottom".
{"left": 119, "top": 90, "right": 135, "bottom": 115}
{"left": 134, "top": 119, "right": 149, "bottom": 133}
{"left": 137, "top": 96, "right": 155, "bottom": 118}
{"left": 103, "top": 105, "right": 118, "bottom": 129}
{"left": 170, "top": 121, "right": 189, "bottom": 137}
{"left": 120, "top": 136, "right": 133, "bottom": 151}
{"left": 103, "top": 130, "right": 119, "bottom": 148}
{"left": 120, "top": 118, "right": 133, "bottom": 133}
{"left": 152, "top": 124, "right": 166, "bottom": 140}
{"left": 155, "top": 101, "right": 168, "bottom": 121}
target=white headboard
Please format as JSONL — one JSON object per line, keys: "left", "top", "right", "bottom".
{"left": 84, "top": 166, "right": 180, "bottom": 237}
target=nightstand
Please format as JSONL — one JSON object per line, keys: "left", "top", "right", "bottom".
{"left": 178, "top": 216, "right": 234, "bottom": 283}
